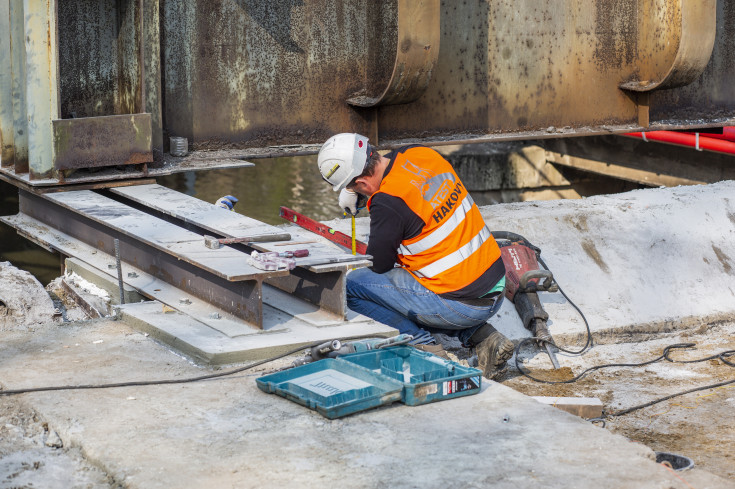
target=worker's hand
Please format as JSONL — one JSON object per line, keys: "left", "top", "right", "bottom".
{"left": 338, "top": 188, "right": 358, "bottom": 215}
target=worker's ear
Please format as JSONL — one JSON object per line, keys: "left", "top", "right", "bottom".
{"left": 351, "top": 175, "right": 368, "bottom": 190}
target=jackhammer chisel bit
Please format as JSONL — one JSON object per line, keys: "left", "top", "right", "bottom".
{"left": 531, "top": 318, "right": 561, "bottom": 369}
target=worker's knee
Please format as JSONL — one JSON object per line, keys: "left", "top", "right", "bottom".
{"left": 346, "top": 267, "right": 376, "bottom": 285}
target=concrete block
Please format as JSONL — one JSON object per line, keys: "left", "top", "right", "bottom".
{"left": 438, "top": 143, "right": 570, "bottom": 191}
{"left": 532, "top": 396, "right": 603, "bottom": 419}
{"left": 119, "top": 300, "right": 396, "bottom": 366}
{"left": 65, "top": 257, "right": 145, "bottom": 305}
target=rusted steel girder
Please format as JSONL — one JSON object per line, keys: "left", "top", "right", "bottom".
{"left": 52, "top": 114, "right": 153, "bottom": 173}
{"left": 1, "top": 0, "right": 734, "bottom": 186}
{"left": 159, "top": 0, "right": 731, "bottom": 151}
{"left": 346, "top": 0, "right": 441, "bottom": 108}
{"left": 619, "top": 0, "right": 717, "bottom": 92}
{"left": 0, "top": 0, "right": 162, "bottom": 185}
{"left": 8, "top": 0, "right": 29, "bottom": 174}
{"left": 0, "top": 0, "right": 12, "bottom": 168}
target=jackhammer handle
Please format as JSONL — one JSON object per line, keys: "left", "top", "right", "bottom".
{"left": 492, "top": 231, "right": 542, "bottom": 255}
{"left": 519, "top": 270, "right": 555, "bottom": 292}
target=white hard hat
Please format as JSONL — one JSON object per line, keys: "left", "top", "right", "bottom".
{"left": 317, "top": 133, "right": 371, "bottom": 191}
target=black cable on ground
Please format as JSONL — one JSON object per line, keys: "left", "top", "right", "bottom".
{"left": 513, "top": 342, "right": 697, "bottom": 385}
{"left": 605, "top": 376, "right": 735, "bottom": 417}
{"left": 515, "top": 340, "right": 735, "bottom": 418}
{"left": 600, "top": 349, "right": 735, "bottom": 417}
{"left": 0, "top": 342, "right": 320, "bottom": 397}
{"left": 496, "top": 232, "right": 735, "bottom": 418}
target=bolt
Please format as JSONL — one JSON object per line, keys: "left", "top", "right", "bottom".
{"left": 179, "top": 298, "right": 192, "bottom": 305}
{"left": 127, "top": 272, "right": 139, "bottom": 278}
{"left": 208, "top": 312, "right": 221, "bottom": 319}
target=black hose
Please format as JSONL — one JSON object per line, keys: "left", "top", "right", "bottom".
{"left": 0, "top": 342, "right": 320, "bottom": 397}
{"left": 606, "top": 376, "right": 735, "bottom": 417}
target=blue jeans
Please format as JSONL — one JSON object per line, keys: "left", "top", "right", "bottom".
{"left": 346, "top": 267, "right": 503, "bottom": 345}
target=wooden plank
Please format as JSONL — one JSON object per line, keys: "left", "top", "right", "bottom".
{"left": 545, "top": 151, "right": 704, "bottom": 188}
{"left": 44, "top": 190, "right": 288, "bottom": 282}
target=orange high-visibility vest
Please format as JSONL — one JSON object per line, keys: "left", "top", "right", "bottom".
{"left": 368, "top": 147, "right": 502, "bottom": 295}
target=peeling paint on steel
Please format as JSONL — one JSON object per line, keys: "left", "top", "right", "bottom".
{"left": 23, "top": 0, "right": 60, "bottom": 180}
{"left": 9, "top": 0, "right": 28, "bottom": 173}
{"left": 2, "top": 0, "right": 734, "bottom": 171}
{"left": 0, "top": 0, "right": 15, "bottom": 168}
{"left": 52, "top": 114, "right": 153, "bottom": 171}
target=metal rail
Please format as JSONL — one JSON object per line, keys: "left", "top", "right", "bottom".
{"left": 9, "top": 187, "right": 367, "bottom": 328}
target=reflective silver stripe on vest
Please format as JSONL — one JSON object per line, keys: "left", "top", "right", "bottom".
{"left": 413, "top": 226, "right": 492, "bottom": 278}
{"left": 399, "top": 194, "right": 475, "bottom": 256}
{"left": 421, "top": 172, "right": 456, "bottom": 203}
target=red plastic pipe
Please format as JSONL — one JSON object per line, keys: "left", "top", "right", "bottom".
{"left": 678, "top": 126, "right": 735, "bottom": 142}
{"left": 625, "top": 128, "right": 735, "bottom": 155}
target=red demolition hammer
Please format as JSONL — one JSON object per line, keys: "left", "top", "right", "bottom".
{"left": 494, "top": 231, "right": 561, "bottom": 369}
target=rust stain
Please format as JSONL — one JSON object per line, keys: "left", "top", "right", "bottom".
{"left": 4, "top": 0, "right": 731, "bottom": 173}
{"left": 566, "top": 214, "right": 589, "bottom": 232}
{"left": 581, "top": 239, "right": 610, "bottom": 274}
{"left": 711, "top": 245, "right": 733, "bottom": 274}
{"left": 725, "top": 199, "right": 735, "bottom": 226}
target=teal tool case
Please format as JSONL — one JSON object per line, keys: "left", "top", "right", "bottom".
{"left": 256, "top": 346, "right": 482, "bottom": 418}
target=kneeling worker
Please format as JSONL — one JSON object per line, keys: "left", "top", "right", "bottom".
{"left": 317, "top": 133, "right": 514, "bottom": 379}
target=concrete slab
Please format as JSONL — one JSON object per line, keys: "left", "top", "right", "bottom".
{"left": 3, "top": 182, "right": 735, "bottom": 487}
{"left": 1, "top": 318, "right": 731, "bottom": 489}
{"left": 119, "top": 301, "right": 394, "bottom": 365}
{"left": 66, "top": 249, "right": 394, "bottom": 365}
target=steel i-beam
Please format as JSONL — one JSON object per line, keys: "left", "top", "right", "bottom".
{"left": 17, "top": 189, "right": 285, "bottom": 328}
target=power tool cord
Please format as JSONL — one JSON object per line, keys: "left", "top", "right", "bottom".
{"left": 537, "top": 255, "right": 593, "bottom": 355}
{"left": 0, "top": 342, "right": 321, "bottom": 397}
{"left": 605, "top": 350, "right": 735, "bottom": 417}
{"left": 514, "top": 342, "right": 694, "bottom": 385}
{"left": 512, "top": 254, "right": 594, "bottom": 379}
{"left": 497, "top": 232, "right": 735, "bottom": 418}
{"left": 493, "top": 231, "right": 594, "bottom": 358}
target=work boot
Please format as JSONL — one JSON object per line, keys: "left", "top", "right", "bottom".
{"left": 412, "top": 342, "right": 451, "bottom": 360}
{"left": 470, "top": 324, "right": 514, "bottom": 380}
